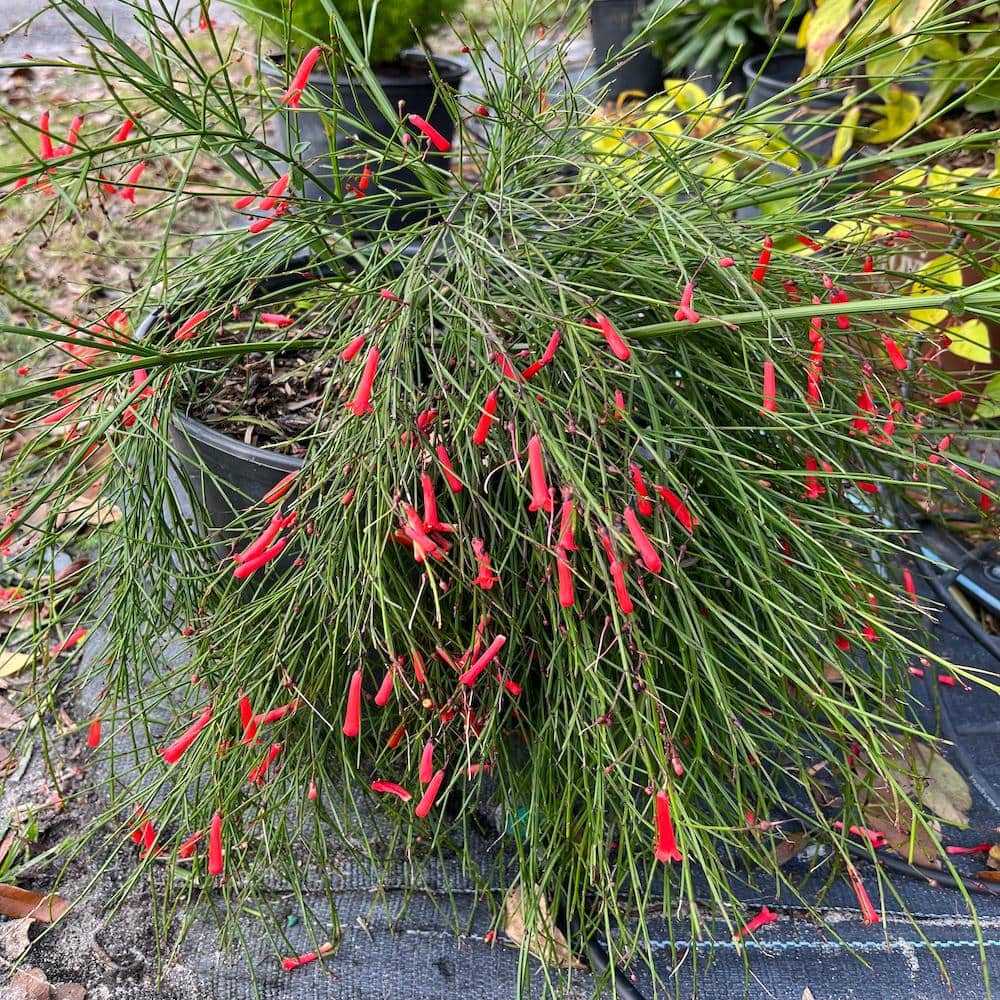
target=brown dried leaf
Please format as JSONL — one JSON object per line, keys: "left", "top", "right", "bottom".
{"left": 503, "top": 885, "right": 583, "bottom": 970}
{"left": 0, "top": 652, "right": 31, "bottom": 679}
{"left": 50, "top": 984, "right": 86, "bottom": 1000}
{"left": 0, "top": 916, "right": 35, "bottom": 960}
{"left": 0, "top": 884, "right": 70, "bottom": 923}
{"left": 9, "top": 966, "right": 49, "bottom": 1000}
{"left": 774, "top": 831, "right": 810, "bottom": 866}
{"left": 988, "top": 844, "right": 1000, "bottom": 871}
{"left": 975, "top": 871, "right": 1000, "bottom": 883}
{"left": 908, "top": 741, "right": 971, "bottom": 829}
{"left": 860, "top": 768, "right": 941, "bottom": 870}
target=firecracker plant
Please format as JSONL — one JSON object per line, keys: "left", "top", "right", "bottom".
{"left": 2, "top": 0, "right": 1000, "bottom": 991}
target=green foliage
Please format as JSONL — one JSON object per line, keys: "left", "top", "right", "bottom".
{"left": 242, "top": 0, "right": 466, "bottom": 64}
{"left": 2, "top": 1, "right": 1000, "bottom": 990}
{"left": 642, "top": 0, "right": 804, "bottom": 74}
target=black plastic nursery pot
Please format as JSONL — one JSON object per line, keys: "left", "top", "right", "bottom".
{"left": 261, "top": 51, "right": 465, "bottom": 229}
{"left": 742, "top": 51, "right": 852, "bottom": 163}
{"left": 590, "top": 0, "right": 664, "bottom": 101}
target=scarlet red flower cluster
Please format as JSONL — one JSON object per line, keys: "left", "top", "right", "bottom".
{"left": 233, "top": 509, "right": 297, "bottom": 579}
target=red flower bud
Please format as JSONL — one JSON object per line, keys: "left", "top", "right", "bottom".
{"left": 342, "top": 669, "right": 362, "bottom": 738}
{"left": 207, "top": 811, "right": 224, "bottom": 876}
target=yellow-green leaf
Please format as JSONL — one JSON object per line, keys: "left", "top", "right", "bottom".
{"left": 804, "top": 0, "right": 853, "bottom": 72}
{"left": 908, "top": 253, "right": 963, "bottom": 330}
{"left": 828, "top": 104, "right": 861, "bottom": 166}
{"left": 947, "top": 319, "right": 992, "bottom": 365}
{"left": 0, "top": 653, "right": 30, "bottom": 679}
{"left": 889, "top": 0, "right": 942, "bottom": 40}
{"left": 973, "top": 372, "right": 1000, "bottom": 421}
{"left": 863, "top": 86, "right": 921, "bottom": 143}
{"left": 822, "top": 219, "right": 892, "bottom": 244}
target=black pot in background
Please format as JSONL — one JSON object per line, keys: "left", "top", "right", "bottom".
{"left": 261, "top": 51, "right": 466, "bottom": 229}
{"left": 742, "top": 52, "right": 851, "bottom": 162}
{"left": 591, "top": 0, "right": 664, "bottom": 100}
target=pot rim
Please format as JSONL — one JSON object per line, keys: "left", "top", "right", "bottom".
{"left": 260, "top": 50, "right": 467, "bottom": 90}
{"left": 172, "top": 411, "right": 305, "bottom": 472}
{"left": 742, "top": 52, "right": 848, "bottom": 105}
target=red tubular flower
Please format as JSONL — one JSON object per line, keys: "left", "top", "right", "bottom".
{"left": 411, "top": 650, "right": 427, "bottom": 686}
{"left": 374, "top": 666, "right": 394, "bottom": 708}
{"left": 341, "top": 334, "right": 365, "bottom": 362}
{"left": 86, "top": 718, "right": 101, "bottom": 748}
{"left": 855, "top": 481, "right": 879, "bottom": 495}
{"left": 247, "top": 742, "right": 283, "bottom": 783}
{"left": 416, "top": 408, "right": 438, "bottom": 432}
{"left": 207, "top": 811, "right": 224, "bottom": 876}
{"left": 599, "top": 530, "right": 634, "bottom": 615}
{"left": 909, "top": 665, "right": 924, "bottom": 679}
{"left": 613, "top": 389, "right": 627, "bottom": 420}
{"left": 235, "top": 510, "right": 288, "bottom": 563}
{"left": 782, "top": 279, "right": 800, "bottom": 302}
{"left": 414, "top": 769, "right": 445, "bottom": 818}
{"left": 761, "top": 359, "right": 778, "bottom": 414}
{"left": 371, "top": 780, "right": 412, "bottom": 802}
{"left": 946, "top": 843, "right": 993, "bottom": 856}
{"left": 734, "top": 906, "right": 778, "bottom": 940}
{"left": 521, "top": 330, "right": 561, "bottom": 380}
{"left": 407, "top": 114, "right": 451, "bottom": 152}
{"left": 718, "top": 256, "right": 735, "bottom": 268}
{"left": 436, "top": 444, "right": 463, "bottom": 492}
{"left": 472, "top": 389, "right": 499, "bottom": 446}
{"left": 835, "top": 635, "right": 851, "bottom": 653}
{"left": 558, "top": 496, "right": 577, "bottom": 551}
{"left": 673, "top": 281, "right": 700, "bottom": 324}
{"left": 556, "top": 548, "right": 575, "bottom": 608}
{"left": 174, "top": 309, "right": 211, "bottom": 342}
{"left": 852, "top": 385, "right": 876, "bottom": 434}
{"left": 833, "top": 822, "right": 887, "bottom": 849}
{"left": 238, "top": 692, "right": 253, "bottom": 729}
{"left": 401, "top": 503, "right": 442, "bottom": 562}
{"left": 260, "top": 312, "right": 294, "bottom": 328}
{"left": 233, "top": 538, "right": 288, "bottom": 579}
{"left": 255, "top": 699, "right": 300, "bottom": 727}
{"left": 420, "top": 473, "right": 452, "bottom": 534}
{"left": 342, "top": 670, "right": 362, "bottom": 738}
{"left": 262, "top": 472, "right": 298, "bottom": 506}
{"left": 863, "top": 255, "right": 874, "bottom": 273}
{"left": 495, "top": 352, "right": 520, "bottom": 381}
{"left": 119, "top": 161, "right": 147, "bottom": 202}
{"left": 654, "top": 485, "right": 696, "bottom": 534}
{"left": 39, "top": 110, "right": 54, "bottom": 160}
{"left": 751, "top": 236, "right": 773, "bottom": 283}
{"left": 526, "top": 435, "right": 554, "bottom": 513}
{"left": 60, "top": 115, "right": 84, "bottom": 154}
{"left": 178, "top": 830, "right": 203, "bottom": 860}
{"left": 50, "top": 627, "right": 88, "bottom": 655}
{"left": 281, "top": 943, "right": 334, "bottom": 972}
{"left": 353, "top": 163, "right": 372, "bottom": 198}
{"left": 259, "top": 173, "right": 290, "bottom": 211}
{"left": 845, "top": 862, "right": 880, "bottom": 924}
{"left": 281, "top": 46, "right": 323, "bottom": 107}
{"left": 934, "top": 389, "right": 964, "bottom": 407}
{"left": 419, "top": 739, "right": 435, "bottom": 784}
{"left": 248, "top": 215, "right": 278, "bottom": 235}
{"left": 459, "top": 634, "right": 507, "bottom": 686}
{"left": 830, "top": 288, "right": 851, "bottom": 330}
{"left": 160, "top": 704, "right": 213, "bottom": 765}
{"left": 379, "top": 288, "right": 405, "bottom": 304}
{"left": 140, "top": 820, "right": 158, "bottom": 859}
{"left": 623, "top": 506, "right": 662, "bottom": 574}
{"left": 472, "top": 537, "right": 498, "bottom": 589}
{"left": 654, "top": 790, "right": 683, "bottom": 863}
{"left": 938, "top": 674, "right": 957, "bottom": 687}
{"left": 346, "top": 346, "right": 380, "bottom": 417}
{"left": 590, "top": 312, "right": 631, "bottom": 361}
{"left": 630, "top": 464, "right": 654, "bottom": 517}
{"left": 307, "top": 780, "right": 319, "bottom": 801}
{"left": 113, "top": 118, "right": 135, "bottom": 143}
{"left": 796, "top": 234, "right": 822, "bottom": 251}
{"left": 902, "top": 567, "right": 918, "bottom": 601}
{"left": 881, "top": 335, "right": 908, "bottom": 370}
{"left": 803, "top": 455, "right": 825, "bottom": 500}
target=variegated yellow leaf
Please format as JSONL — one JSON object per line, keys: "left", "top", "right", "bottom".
{"left": 863, "top": 86, "right": 921, "bottom": 143}
{"left": 947, "top": 319, "right": 992, "bottom": 365}
{"left": 908, "top": 253, "right": 963, "bottom": 330}
{"left": 804, "top": 0, "right": 853, "bottom": 72}
{"left": 828, "top": 104, "right": 861, "bottom": 167}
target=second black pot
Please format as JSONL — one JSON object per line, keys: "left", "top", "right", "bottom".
{"left": 261, "top": 51, "right": 466, "bottom": 229}
{"left": 591, "top": 0, "right": 664, "bottom": 100}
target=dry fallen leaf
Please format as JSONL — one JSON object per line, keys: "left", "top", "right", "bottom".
{"left": 51, "top": 984, "right": 86, "bottom": 1000}
{"left": 775, "top": 831, "right": 810, "bottom": 867}
{"left": 908, "top": 741, "right": 972, "bottom": 829}
{"left": 0, "top": 884, "right": 70, "bottom": 923}
{"left": 503, "top": 885, "right": 583, "bottom": 970}
{"left": 988, "top": 844, "right": 1000, "bottom": 871}
{"left": 0, "top": 652, "right": 31, "bottom": 679}
{"left": 861, "top": 769, "right": 941, "bottom": 870}
{"left": 9, "top": 966, "right": 49, "bottom": 1000}
{"left": 0, "top": 916, "right": 35, "bottom": 961}
{"left": 975, "top": 871, "right": 1000, "bottom": 883}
